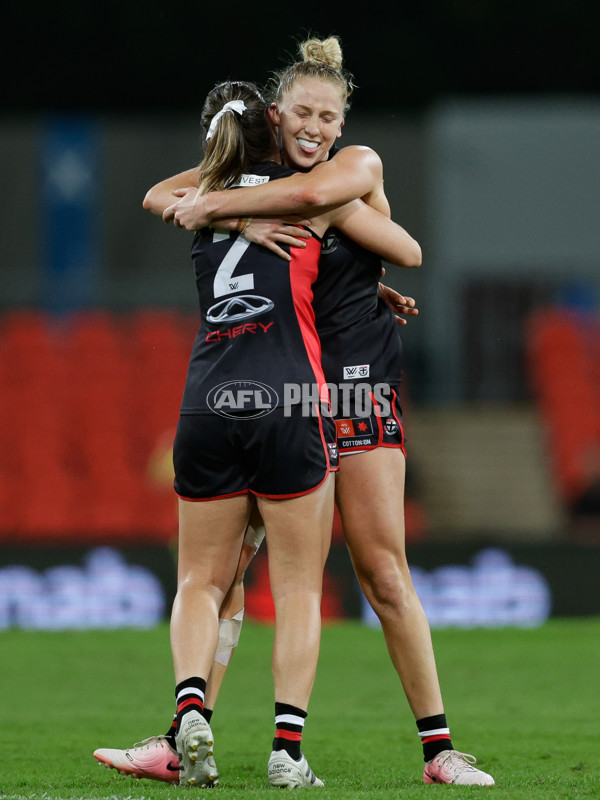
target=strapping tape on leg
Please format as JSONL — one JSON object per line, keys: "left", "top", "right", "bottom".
{"left": 214, "top": 609, "right": 244, "bottom": 666}
{"left": 244, "top": 524, "right": 265, "bottom": 554}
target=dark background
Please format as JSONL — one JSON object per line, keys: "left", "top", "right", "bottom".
{"left": 6, "top": 0, "right": 599, "bottom": 114}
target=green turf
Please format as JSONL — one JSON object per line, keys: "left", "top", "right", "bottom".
{"left": 1, "top": 618, "right": 599, "bottom": 799}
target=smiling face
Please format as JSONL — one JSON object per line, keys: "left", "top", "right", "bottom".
{"left": 271, "top": 77, "right": 345, "bottom": 172}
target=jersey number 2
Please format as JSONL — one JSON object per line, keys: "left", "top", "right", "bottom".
{"left": 213, "top": 235, "right": 255, "bottom": 298}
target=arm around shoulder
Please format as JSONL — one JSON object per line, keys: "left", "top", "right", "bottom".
{"left": 142, "top": 167, "right": 201, "bottom": 216}
{"left": 188, "top": 146, "right": 386, "bottom": 221}
{"left": 325, "top": 199, "right": 422, "bottom": 268}
{"left": 302, "top": 145, "right": 385, "bottom": 210}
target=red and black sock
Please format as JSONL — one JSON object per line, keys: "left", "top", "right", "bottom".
{"left": 165, "top": 703, "right": 213, "bottom": 748}
{"left": 175, "top": 677, "right": 207, "bottom": 731}
{"left": 417, "top": 714, "right": 454, "bottom": 762}
{"left": 164, "top": 714, "right": 178, "bottom": 749}
{"left": 273, "top": 702, "right": 306, "bottom": 761}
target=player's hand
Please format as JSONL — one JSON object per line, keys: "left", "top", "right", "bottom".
{"left": 378, "top": 272, "right": 419, "bottom": 325}
{"left": 242, "top": 219, "right": 312, "bottom": 261}
{"left": 163, "top": 187, "right": 207, "bottom": 229}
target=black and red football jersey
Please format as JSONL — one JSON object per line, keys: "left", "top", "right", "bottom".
{"left": 311, "top": 145, "right": 404, "bottom": 389}
{"left": 313, "top": 229, "right": 404, "bottom": 388}
{"left": 180, "top": 161, "right": 328, "bottom": 415}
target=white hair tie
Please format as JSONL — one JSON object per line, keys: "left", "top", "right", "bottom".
{"left": 206, "top": 100, "right": 247, "bottom": 140}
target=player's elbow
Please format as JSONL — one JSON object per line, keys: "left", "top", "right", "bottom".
{"left": 291, "top": 176, "right": 340, "bottom": 212}
{"left": 288, "top": 184, "right": 328, "bottom": 212}
{"left": 142, "top": 186, "right": 163, "bottom": 214}
{"left": 406, "top": 240, "right": 422, "bottom": 268}
{"left": 401, "top": 238, "right": 423, "bottom": 269}
{"left": 142, "top": 189, "right": 154, "bottom": 212}
{"left": 307, "top": 184, "right": 339, "bottom": 210}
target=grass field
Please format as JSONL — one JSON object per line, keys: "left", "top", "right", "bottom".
{"left": 1, "top": 617, "right": 599, "bottom": 799}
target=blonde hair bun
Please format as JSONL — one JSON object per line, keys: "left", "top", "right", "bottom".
{"left": 300, "top": 36, "right": 343, "bottom": 72}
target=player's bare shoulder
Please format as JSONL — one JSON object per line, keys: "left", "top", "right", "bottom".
{"left": 331, "top": 144, "right": 383, "bottom": 175}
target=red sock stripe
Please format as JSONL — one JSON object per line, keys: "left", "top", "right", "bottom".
{"left": 177, "top": 697, "right": 204, "bottom": 713}
{"left": 275, "top": 729, "right": 303, "bottom": 741}
{"left": 421, "top": 734, "right": 452, "bottom": 744}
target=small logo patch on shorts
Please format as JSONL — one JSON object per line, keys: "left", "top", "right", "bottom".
{"left": 335, "top": 418, "right": 374, "bottom": 437}
{"left": 384, "top": 418, "right": 399, "bottom": 435}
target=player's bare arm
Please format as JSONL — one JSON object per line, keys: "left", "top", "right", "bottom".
{"left": 164, "top": 145, "right": 386, "bottom": 228}
{"left": 145, "top": 177, "right": 312, "bottom": 259}
{"left": 143, "top": 168, "right": 200, "bottom": 216}
{"left": 312, "top": 199, "right": 421, "bottom": 269}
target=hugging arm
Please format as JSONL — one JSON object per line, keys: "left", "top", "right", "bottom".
{"left": 164, "top": 145, "right": 388, "bottom": 228}
{"left": 324, "top": 199, "right": 422, "bottom": 269}
{"left": 143, "top": 168, "right": 201, "bottom": 216}
{"left": 143, "top": 170, "right": 312, "bottom": 256}
{"left": 142, "top": 153, "right": 419, "bottom": 268}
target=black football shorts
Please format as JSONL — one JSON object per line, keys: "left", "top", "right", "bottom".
{"left": 174, "top": 403, "right": 339, "bottom": 500}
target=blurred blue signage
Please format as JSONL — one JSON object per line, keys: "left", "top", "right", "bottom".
{"left": 0, "top": 547, "right": 165, "bottom": 630}
{"left": 362, "top": 548, "right": 552, "bottom": 629}
{"left": 40, "top": 115, "right": 100, "bottom": 313}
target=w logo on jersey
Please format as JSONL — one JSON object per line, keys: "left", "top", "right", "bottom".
{"left": 343, "top": 364, "right": 370, "bottom": 379}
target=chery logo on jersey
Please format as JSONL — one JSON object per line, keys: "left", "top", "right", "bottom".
{"left": 205, "top": 321, "right": 274, "bottom": 343}
{"left": 207, "top": 380, "right": 279, "bottom": 419}
{"left": 206, "top": 294, "right": 274, "bottom": 324}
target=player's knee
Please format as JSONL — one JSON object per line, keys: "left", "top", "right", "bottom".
{"left": 360, "top": 564, "right": 414, "bottom": 616}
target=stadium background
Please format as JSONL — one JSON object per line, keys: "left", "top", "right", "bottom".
{"left": 1, "top": 1, "right": 599, "bottom": 629}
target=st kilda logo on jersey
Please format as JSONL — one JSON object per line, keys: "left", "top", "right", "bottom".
{"left": 207, "top": 380, "right": 279, "bottom": 418}
{"left": 206, "top": 294, "right": 274, "bottom": 324}
{"left": 343, "top": 364, "right": 370, "bottom": 379}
